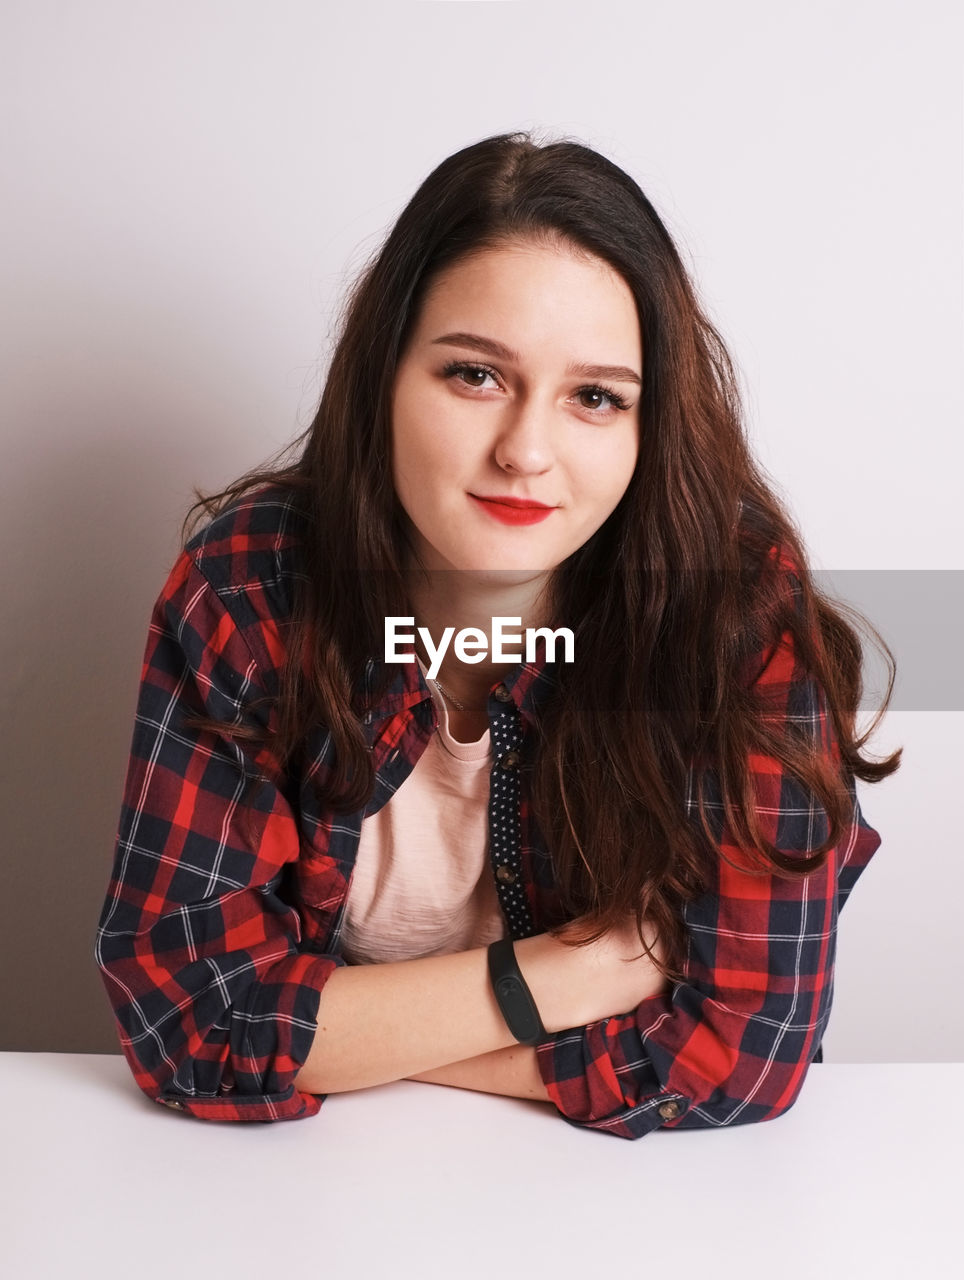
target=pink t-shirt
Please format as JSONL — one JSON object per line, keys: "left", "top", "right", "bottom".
{"left": 339, "top": 668, "right": 507, "bottom": 965}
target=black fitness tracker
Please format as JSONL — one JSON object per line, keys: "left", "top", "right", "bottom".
{"left": 487, "top": 937, "right": 547, "bottom": 1046}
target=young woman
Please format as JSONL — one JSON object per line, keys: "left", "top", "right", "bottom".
{"left": 94, "top": 132, "right": 899, "bottom": 1138}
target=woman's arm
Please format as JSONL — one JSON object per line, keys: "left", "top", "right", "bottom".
{"left": 95, "top": 540, "right": 347, "bottom": 1123}
{"left": 399, "top": 917, "right": 668, "bottom": 1102}
{"left": 528, "top": 581, "right": 883, "bottom": 1140}
{"left": 292, "top": 919, "right": 668, "bottom": 1095}
{"left": 407, "top": 1045, "right": 552, "bottom": 1102}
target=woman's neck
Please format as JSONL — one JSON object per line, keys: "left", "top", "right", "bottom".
{"left": 407, "top": 569, "right": 552, "bottom": 710}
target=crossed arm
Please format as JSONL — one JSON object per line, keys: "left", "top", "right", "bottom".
{"left": 293, "top": 917, "right": 668, "bottom": 1103}
{"left": 406, "top": 1044, "right": 551, "bottom": 1101}
{"left": 405, "top": 923, "right": 667, "bottom": 1102}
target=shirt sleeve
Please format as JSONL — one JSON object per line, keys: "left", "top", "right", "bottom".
{"left": 94, "top": 549, "right": 345, "bottom": 1122}
{"left": 534, "top": 569, "right": 882, "bottom": 1140}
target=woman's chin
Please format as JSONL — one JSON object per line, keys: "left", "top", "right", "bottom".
{"left": 424, "top": 565, "right": 554, "bottom": 591}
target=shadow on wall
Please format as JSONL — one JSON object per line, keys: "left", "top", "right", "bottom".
{"left": 0, "top": 347, "right": 283, "bottom": 1052}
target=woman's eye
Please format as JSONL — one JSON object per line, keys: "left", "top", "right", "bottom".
{"left": 579, "top": 388, "right": 609, "bottom": 411}
{"left": 444, "top": 362, "right": 498, "bottom": 389}
{"left": 443, "top": 362, "right": 630, "bottom": 414}
{"left": 576, "top": 386, "right": 629, "bottom": 413}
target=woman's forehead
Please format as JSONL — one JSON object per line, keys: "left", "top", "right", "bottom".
{"left": 410, "top": 238, "right": 641, "bottom": 363}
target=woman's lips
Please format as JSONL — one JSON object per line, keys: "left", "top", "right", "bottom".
{"left": 469, "top": 494, "right": 556, "bottom": 526}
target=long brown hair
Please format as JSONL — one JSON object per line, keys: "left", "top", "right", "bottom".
{"left": 184, "top": 131, "right": 901, "bottom": 977}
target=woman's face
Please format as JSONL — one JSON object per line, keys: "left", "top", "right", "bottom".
{"left": 390, "top": 236, "right": 642, "bottom": 581}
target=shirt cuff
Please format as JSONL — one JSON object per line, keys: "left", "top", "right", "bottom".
{"left": 153, "top": 1084, "right": 322, "bottom": 1122}
{"left": 535, "top": 1019, "right": 691, "bottom": 1139}
{"left": 145, "top": 952, "right": 344, "bottom": 1123}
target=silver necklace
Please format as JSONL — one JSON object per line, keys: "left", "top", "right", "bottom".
{"left": 432, "top": 677, "right": 475, "bottom": 713}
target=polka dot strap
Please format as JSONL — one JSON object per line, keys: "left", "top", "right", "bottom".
{"left": 488, "top": 703, "right": 534, "bottom": 939}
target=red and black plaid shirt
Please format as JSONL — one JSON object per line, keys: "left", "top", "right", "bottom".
{"left": 94, "top": 484, "right": 882, "bottom": 1135}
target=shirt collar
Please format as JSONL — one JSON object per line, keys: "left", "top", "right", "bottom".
{"left": 359, "top": 633, "right": 561, "bottom": 727}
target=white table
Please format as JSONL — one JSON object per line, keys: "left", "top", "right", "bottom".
{"left": 1, "top": 1054, "right": 959, "bottom": 1280}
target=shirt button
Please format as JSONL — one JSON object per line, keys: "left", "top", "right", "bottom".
{"left": 496, "top": 865, "right": 518, "bottom": 884}
{"left": 157, "top": 1098, "right": 186, "bottom": 1111}
{"left": 498, "top": 750, "right": 521, "bottom": 770}
{"left": 494, "top": 684, "right": 513, "bottom": 703}
{"left": 658, "top": 1100, "right": 681, "bottom": 1122}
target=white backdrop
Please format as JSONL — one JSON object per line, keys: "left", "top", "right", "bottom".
{"left": 1, "top": 0, "right": 961, "bottom": 1059}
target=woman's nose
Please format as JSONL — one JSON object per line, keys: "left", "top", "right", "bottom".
{"left": 493, "top": 396, "right": 555, "bottom": 475}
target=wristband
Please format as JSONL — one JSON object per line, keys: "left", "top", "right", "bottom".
{"left": 487, "top": 937, "right": 547, "bottom": 1046}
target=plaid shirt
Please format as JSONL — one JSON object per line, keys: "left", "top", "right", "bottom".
{"left": 95, "top": 484, "right": 882, "bottom": 1135}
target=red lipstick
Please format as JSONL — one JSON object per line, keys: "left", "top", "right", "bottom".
{"left": 469, "top": 494, "right": 556, "bottom": 526}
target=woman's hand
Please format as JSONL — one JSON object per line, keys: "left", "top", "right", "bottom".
{"left": 515, "top": 914, "right": 671, "bottom": 1034}
{"left": 572, "top": 913, "right": 671, "bottom": 1022}
{"left": 588, "top": 913, "right": 668, "bottom": 967}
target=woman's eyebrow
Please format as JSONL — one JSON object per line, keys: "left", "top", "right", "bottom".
{"left": 430, "top": 331, "right": 642, "bottom": 386}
